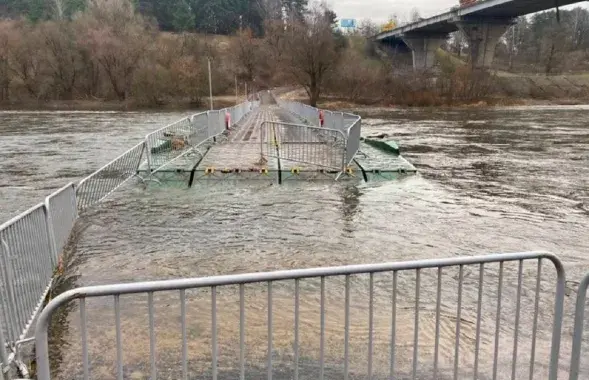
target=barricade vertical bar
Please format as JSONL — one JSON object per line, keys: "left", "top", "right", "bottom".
{"left": 344, "top": 275, "right": 350, "bottom": 380}
{"left": 549, "top": 260, "right": 565, "bottom": 380}
{"left": 434, "top": 267, "right": 442, "bottom": 376}
{"left": 569, "top": 273, "right": 589, "bottom": 380}
{"left": 239, "top": 284, "right": 245, "bottom": 380}
{"left": 0, "top": 239, "right": 18, "bottom": 343}
{"left": 0, "top": 312, "right": 9, "bottom": 380}
{"left": 180, "top": 290, "right": 187, "bottom": 380}
{"left": 474, "top": 264, "right": 484, "bottom": 379}
{"left": 454, "top": 265, "right": 464, "bottom": 380}
{"left": 294, "top": 279, "right": 300, "bottom": 380}
{"left": 368, "top": 273, "right": 374, "bottom": 379}
{"left": 80, "top": 298, "right": 89, "bottom": 379}
{"left": 212, "top": 286, "right": 217, "bottom": 380}
{"left": 43, "top": 201, "right": 58, "bottom": 267}
{"left": 413, "top": 269, "right": 421, "bottom": 380}
{"left": 115, "top": 295, "right": 123, "bottom": 380}
{"left": 492, "top": 262, "right": 504, "bottom": 380}
{"left": 390, "top": 271, "right": 397, "bottom": 379}
{"left": 267, "top": 281, "right": 273, "bottom": 380}
{"left": 320, "top": 277, "right": 325, "bottom": 380}
{"left": 529, "top": 260, "right": 541, "bottom": 380}
{"left": 512, "top": 260, "right": 523, "bottom": 380}
{"left": 148, "top": 293, "right": 156, "bottom": 380}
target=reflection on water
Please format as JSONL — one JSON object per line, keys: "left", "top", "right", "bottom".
{"left": 1, "top": 106, "right": 589, "bottom": 379}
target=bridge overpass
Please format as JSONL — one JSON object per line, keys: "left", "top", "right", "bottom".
{"left": 374, "top": 0, "right": 586, "bottom": 70}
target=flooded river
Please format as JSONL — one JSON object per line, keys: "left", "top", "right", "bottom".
{"left": 1, "top": 106, "right": 589, "bottom": 379}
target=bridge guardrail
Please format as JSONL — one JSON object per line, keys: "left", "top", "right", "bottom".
{"left": 260, "top": 121, "right": 347, "bottom": 170}
{"left": 33, "top": 251, "right": 567, "bottom": 380}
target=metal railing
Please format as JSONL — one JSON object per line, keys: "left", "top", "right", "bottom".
{"left": 0, "top": 204, "right": 54, "bottom": 348}
{"left": 0, "top": 100, "right": 261, "bottom": 379}
{"left": 34, "top": 251, "right": 569, "bottom": 380}
{"left": 0, "top": 181, "right": 82, "bottom": 379}
{"left": 45, "top": 183, "right": 77, "bottom": 265}
{"left": 145, "top": 101, "right": 255, "bottom": 173}
{"left": 345, "top": 117, "right": 361, "bottom": 166}
{"left": 76, "top": 142, "right": 146, "bottom": 213}
{"left": 277, "top": 100, "right": 362, "bottom": 167}
{"left": 260, "top": 121, "right": 347, "bottom": 170}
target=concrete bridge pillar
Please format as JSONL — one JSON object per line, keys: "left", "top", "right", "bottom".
{"left": 455, "top": 18, "right": 513, "bottom": 69}
{"left": 401, "top": 33, "right": 448, "bottom": 70}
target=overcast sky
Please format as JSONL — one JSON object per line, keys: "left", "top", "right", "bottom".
{"left": 325, "top": 0, "right": 589, "bottom": 24}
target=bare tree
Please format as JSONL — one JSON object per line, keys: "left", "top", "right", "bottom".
{"left": 358, "top": 19, "right": 379, "bottom": 38}
{"left": 230, "top": 29, "right": 259, "bottom": 84}
{"left": 41, "top": 21, "right": 79, "bottom": 99}
{"left": 78, "top": 0, "right": 153, "bottom": 100}
{"left": 0, "top": 21, "right": 17, "bottom": 101}
{"left": 265, "top": 6, "right": 341, "bottom": 106}
{"left": 410, "top": 8, "right": 421, "bottom": 22}
{"left": 7, "top": 22, "right": 49, "bottom": 99}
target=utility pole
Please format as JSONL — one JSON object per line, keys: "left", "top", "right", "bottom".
{"left": 208, "top": 57, "right": 213, "bottom": 110}
{"left": 245, "top": 82, "right": 248, "bottom": 101}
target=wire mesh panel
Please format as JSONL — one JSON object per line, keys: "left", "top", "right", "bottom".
{"left": 261, "top": 121, "right": 346, "bottom": 171}
{"left": 34, "top": 252, "right": 567, "bottom": 380}
{"left": 0, "top": 204, "right": 54, "bottom": 347}
{"left": 76, "top": 142, "right": 146, "bottom": 213}
{"left": 45, "top": 183, "right": 77, "bottom": 263}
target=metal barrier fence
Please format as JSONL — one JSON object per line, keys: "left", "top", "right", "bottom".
{"left": 76, "top": 142, "right": 146, "bottom": 213}
{"left": 260, "top": 121, "right": 347, "bottom": 170}
{"left": 145, "top": 115, "right": 203, "bottom": 172}
{"left": 277, "top": 100, "right": 361, "bottom": 167}
{"left": 0, "top": 100, "right": 261, "bottom": 379}
{"left": 0, "top": 181, "right": 82, "bottom": 379}
{"left": 34, "top": 251, "right": 569, "bottom": 380}
{"left": 569, "top": 272, "right": 589, "bottom": 380}
{"left": 345, "top": 118, "right": 361, "bottom": 166}
{"left": 0, "top": 204, "right": 54, "bottom": 348}
{"left": 145, "top": 101, "right": 255, "bottom": 174}
{"left": 45, "top": 183, "right": 77, "bottom": 263}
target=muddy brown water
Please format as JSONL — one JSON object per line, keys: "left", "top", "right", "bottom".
{"left": 1, "top": 106, "right": 589, "bottom": 379}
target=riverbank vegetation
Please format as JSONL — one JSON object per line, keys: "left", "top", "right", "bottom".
{"left": 0, "top": 0, "right": 588, "bottom": 109}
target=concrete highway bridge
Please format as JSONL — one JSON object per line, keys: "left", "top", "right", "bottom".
{"left": 374, "top": 0, "right": 586, "bottom": 69}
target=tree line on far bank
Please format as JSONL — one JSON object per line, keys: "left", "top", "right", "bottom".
{"left": 0, "top": 0, "right": 588, "bottom": 108}
{"left": 0, "top": 0, "right": 308, "bottom": 35}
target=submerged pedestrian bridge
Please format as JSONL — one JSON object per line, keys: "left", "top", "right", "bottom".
{"left": 0, "top": 92, "right": 588, "bottom": 380}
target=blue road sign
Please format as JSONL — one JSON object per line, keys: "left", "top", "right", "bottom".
{"left": 340, "top": 19, "right": 357, "bottom": 28}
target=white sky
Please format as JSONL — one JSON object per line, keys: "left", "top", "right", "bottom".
{"left": 325, "top": 0, "right": 589, "bottom": 24}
